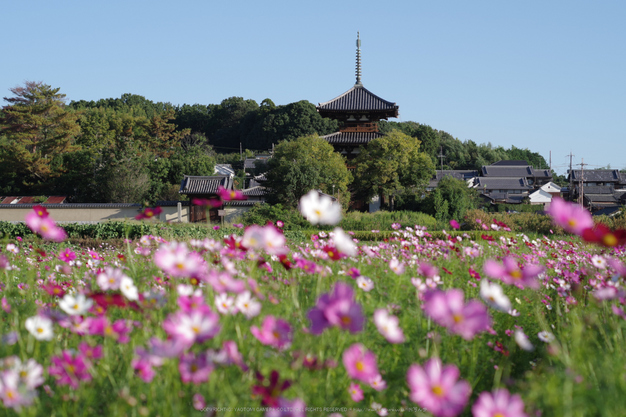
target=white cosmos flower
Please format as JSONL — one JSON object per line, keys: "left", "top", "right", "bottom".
{"left": 373, "top": 309, "right": 405, "bottom": 343}
{"left": 58, "top": 293, "right": 93, "bottom": 316}
{"left": 538, "top": 331, "right": 556, "bottom": 343}
{"left": 25, "top": 316, "right": 54, "bottom": 341}
{"left": 120, "top": 276, "right": 139, "bottom": 301}
{"left": 356, "top": 276, "right": 374, "bottom": 292}
{"left": 332, "top": 227, "right": 357, "bottom": 257}
{"left": 215, "top": 293, "right": 236, "bottom": 315}
{"left": 514, "top": 329, "right": 534, "bottom": 351}
{"left": 299, "top": 190, "right": 342, "bottom": 225}
{"left": 480, "top": 280, "right": 512, "bottom": 313}
{"left": 591, "top": 255, "right": 606, "bottom": 269}
{"left": 235, "top": 291, "right": 261, "bottom": 319}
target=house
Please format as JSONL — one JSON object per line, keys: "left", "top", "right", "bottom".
{"left": 179, "top": 175, "right": 233, "bottom": 222}
{"left": 427, "top": 170, "right": 479, "bottom": 191}
{"left": 567, "top": 169, "right": 626, "bottom": 211}
{"left": 470, "top": 177, "right": 534, "bottom": 204}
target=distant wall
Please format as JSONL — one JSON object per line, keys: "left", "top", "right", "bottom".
{"left": 0, "top": 204, "right": 189, "bottom": 223}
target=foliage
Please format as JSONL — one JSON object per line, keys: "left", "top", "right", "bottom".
{"left": 352, "top": 130, "right": 435, "bottom": 208}
{"left": 264, "top": 135, "right": 352, "bottom": 208}
{"left": 463, "top": 209, "right": 565, "bottom": 235}
{"left": 0, "top": 82, "right": 80, "bottom": 190}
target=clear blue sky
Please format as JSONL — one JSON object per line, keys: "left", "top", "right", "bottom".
{"left": 2, "top": 0, "right": 625, "bottom": 174}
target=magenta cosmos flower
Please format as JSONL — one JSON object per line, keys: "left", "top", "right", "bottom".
{"left": 307, "top": 282, "right": 364, "bottom": 335}
{"left": 472, "top": 389, "right": 528, "bottom": 417}
{"left": 407, "top": 358, "right": 471, "bottom": 417}
{"left": 49, "top": 350, "right": 93, "bottom": 389}
{"left": 423, "top": 289, "right": 491, "bottom": 340}
{"left": 251, "top": 315, "right": 293, "bottom": 351}
{"left": 546, "top": 197, "right": 593, "bottom": 235}
{"left": 483, "top": 257, "right": 543, "bottom": 289}
{"left": 342, "top": 343, "right": 379, "bottom": 383}
{"left": 25, "top": 210, "right": 67, "bottom": 242}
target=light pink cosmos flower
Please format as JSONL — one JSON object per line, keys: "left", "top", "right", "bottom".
{"left": 265, "top": 397, "right": 307, "bottom": 417}
{"left": 356, "top": 276, "right": 374, "bottom": 292}
{"left": 348, "top": 382, "right": 364, "bottom": 402}
{"left": 205, "top": 270, "right": 246, "bottom": 294}
{"left": 153, "top": 242, "right": 205, "bottom": 278}
{"left": 299, "top": 189, "right": 342, "bottom": 225}
{"left": 96, "top": 267, "right": 128, "bottom": 291}
{"left": 48, "top": 350, "right": 92, "bottom": 389}
{"left": 215, "top": 293, "right": 237, "bottom": 315}
{"left": 483, "top": 257, "right": 544, "bottom": 289}
{"left": 25, "top": 210, "right": 67, "bottom": 242}
{"left": 251, "top": 315, "right": 293, "bottom": 351}
{"left": 163, "top": 309, "right": 221, "bottom": 348}
{"left": 407, "top": 358, "right": 471, "bottom": 417}
{"left": 235, "top": 291, "right": 261, "bottom": 319}
{"left": 131, "top": 347, "right": 163, "bottom": 382}
{"left": 472, "top": 388, "right": 528, "bottom": 417}
{"left": 423, "top": 289, "right": 491, "bottom": 340}
{"left": 389, "top": 258, "right": 405, "bottom": 275}
{"left": 369, "top": 374, "right": 387, "bottom": 391}
{"left": 342, "top": 343, "right": 379, "bottom": 383}
{"left": 223, "top": 340, "right": 249, "bottom": 371}
{"left": 546, "top": 197, "right": 594, "bottom": 235}
{"left": 0, "top": 370, "right": 35, "bottom": 409}
{"left": 88, "top": 316, "right": 133, "bottom": 343}
{"left": 373, "top": 309, "right": 405, "bottom": 343}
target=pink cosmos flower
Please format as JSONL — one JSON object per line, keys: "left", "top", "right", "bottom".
{"left": 472, "top": 389, "right": 528, "bottom": 417}
{"left": 131, "top": 347, "right": 163, "bottom": 382}
{"left": 223, "top": 340, "right": 249, "bottom": 371}
{"left": 25, "top": 211, "right": 67, "bottom": 242}
{"left": 192, "top": 393, "right": 207, "bottom": 410}
{"left": 423, "top": 289, "right": 492, "bottom": 340}
{"left": 546, "top": 197, "right": 593, "bottom": 235}
{"left": 48, "top": 350, "right": 92, "bottom": 389}
{"left": 369, "top": 374, "right": 387, "bottom": 391}
{"left": 88, "top": 316, "right": 133, "bottom": 343}
{"left": 135, "top": 206, "right": 162, "bottom": 220}
{"left": 307, "top": 282, "right": 365, "bottom": 335}
{"left": 96, "top": 267, "right": 128, "bottom": 291}
{"left": 218, "top": 185, "right": 247, "bottom": 201}
{"left": 205, "top": 270, "right": 246, "bottom": 294}
{"left": 57, "top": 248, "right": 76, "bottom": 263}
{"left": 0, "top": 370, "right": 35, "bottom": 409}
{"left": 178, "top": 352, "right": 214, "bottom": 384}
{"left": 265, "top": 397, "right": 306, "bottom": 417}
{"left": 407, "top": 358, "right": 471, "bottom": 417}
{"left": 153, "top": 242, "right": 205, "bottom": 278}
{"left": 342, "top": 343, "right": 379, "bottom": 383}
{"left": 78, "top": 342, "right": 103, "bottom": 363}
{"left": 192, "top": 197, "right": 222, "bottom": 207}
{"left": 251, "top": 315, "right": 293, "bottom": 351}
{"left": 483, "top": 257, "right": 544, "bottom": 289}
{"left": 417, "top": 262, "right": 439, "bottom": 279}
{"left": 348, "top": 382, "right": 364, "bottom": 402}
{"left": 389, "top": 258, "right": 405, "bottom": 275}
{"left": 450, "top": 220, "right": 460, "bottom": 230}
{"left": 163, "top": 309, "right": 220, "bottom": 347}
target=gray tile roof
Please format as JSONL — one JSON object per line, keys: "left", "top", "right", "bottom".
{"left": 481, "top": 166, "right": 534, "bottom": 177}
{"left": 317, "top": 85, "right": 399, "bottom": 116}
{"left": 323, "top": 131, "right": 385, "bottom": 145}
{"left": 570, "top": 169, "right": 622, "bottom": 182}
{"left": 582, "top": 185, "right": 614, "bottom": 194}
{"left": 584, "top": 194, "right": 618, "bottom": 203}
{"left": 473, "top": 177, "right": 533, "bottom": 190}
{"left": 179, "top": 176, "right": 232, "bottom": 195}
{"left": 242, "top": 186, "right": 266, "bottom": 197}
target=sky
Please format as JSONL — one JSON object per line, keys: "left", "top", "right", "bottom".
{"left": 2, "top": 0, "right": 625, "bottom": 174}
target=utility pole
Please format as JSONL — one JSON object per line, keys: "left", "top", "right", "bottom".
{"left": 437, "top": 146, "right": 446, "bottom": 179}
{"left": 578, "top": 158, "right": 588, "bottom": 207}
{"left": 549, "top": 151, "right": 552, "bottom": 173}
{"left": 567, "top": 152, "right": 575, "bottom": 201}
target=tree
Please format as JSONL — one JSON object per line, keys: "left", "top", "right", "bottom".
{"left": 352, "top": 130, "right": 435, "bottom": 209}
{"left": 0, "top": 82, "right": 80, "bottom": 188}
{"left": 264, "top": 135, "right": 352, "bottom": 208}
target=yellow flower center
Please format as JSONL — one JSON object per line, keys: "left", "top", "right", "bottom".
{"left": 355, "top": 361, "right": 364, "bottom": 371}
{"left": 453, "top": 314, "right": 464, "bottom": 323}
{"left": 431, "top": 384, "right": 444, "bottom": 397}
{"left": 37, "top": 327, "right": 44, "bottom": 333}
{"left": 510, "top": 270, "right": 522, "bottom": 279}
{"left": 603, "top": 234, "right": 618, "bottom": 247}
{"left": 341, "top": 316, "right": 352, "bottom": 325}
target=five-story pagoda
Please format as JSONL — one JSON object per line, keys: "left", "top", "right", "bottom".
{"left": 317, "top": 33, "right": 399, "bottom": 161}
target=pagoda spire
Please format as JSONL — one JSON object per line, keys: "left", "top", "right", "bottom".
{"left": 355, "top": 32, "right": 362, "bottom": 87}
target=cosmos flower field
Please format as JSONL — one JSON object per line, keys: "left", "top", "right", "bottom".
{"left": 1, "top": 194, "right": 626, "bottom": 417}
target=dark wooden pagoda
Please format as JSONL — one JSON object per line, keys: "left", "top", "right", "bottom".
{"left": 317, "top": 33, "right": 399, "bottom": 161}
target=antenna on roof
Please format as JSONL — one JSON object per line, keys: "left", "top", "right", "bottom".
{"left": 355, "top": 32, "right": 363, "bottom": 87}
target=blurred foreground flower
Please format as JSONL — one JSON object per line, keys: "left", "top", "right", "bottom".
{"left": 299, "top": 190, "right": 341, "bottom": 225}
{"left": 25, "top": 206, "right": 67, "bottom": 242}
{"left": 407, "top": 358, "right": 471, "bottom": 417}
{"left": 135, "top": 206, "right": 162, "bottom": 220}
{"left": 472, "top": 388, "right": 528, "bottom": 417}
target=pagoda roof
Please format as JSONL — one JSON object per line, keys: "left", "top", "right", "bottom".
{"left": 323, "top": 131, "right": 385, "bottom": 145}
{"left": 317, "top": 85, "right": 399, "bottom": 117}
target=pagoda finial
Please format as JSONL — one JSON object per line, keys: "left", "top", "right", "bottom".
{"left": 355, "top": 32, "right": 362, "bottom": 87}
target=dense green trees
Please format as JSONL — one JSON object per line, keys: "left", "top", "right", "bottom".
{"left": 264, "top": 135, "right": 352, "bottom": 208}
{"left": 352, "top": 131, "right": 435, "bottom": 209}
{"left": 0, "top": 82, "right": 80, "bottom": 190}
